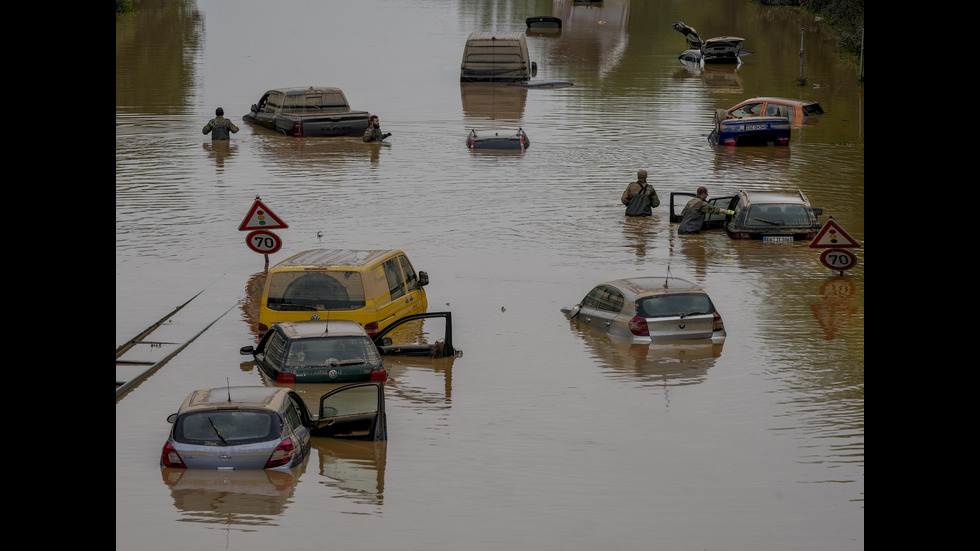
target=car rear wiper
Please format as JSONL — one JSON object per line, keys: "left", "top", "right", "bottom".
{"left": 679, "top": 311, "right": 708, "bottom": 318}
{"left": 275, "top": 302, "right": 315, "bottom": 311}
{"left": 753, "top": 217, "right": 784, "bottom": 226}
{"left": 207, "top": 416, "right": 229, "bottom": 445}
{"left": 331, "top": 359, "right": 367, "bottom": 366}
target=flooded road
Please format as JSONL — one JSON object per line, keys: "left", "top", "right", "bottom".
{"left": 117, "top": 0, "right": 863, "bottom": 549}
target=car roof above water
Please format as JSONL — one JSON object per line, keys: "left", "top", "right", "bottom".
{"left": 179, "top": 386, "right": 288, "bottom": 413}
{"left": 606, "top": 277, "right": 706, "bottom": 297}
{"left": 275, "top": 319, "right": 369, "bottom": 339}
{"left": 272, "top": 249, "right": 397, "bottom": 270}
{"left": 740, "top": 189, "right": 809, "bottom": 206}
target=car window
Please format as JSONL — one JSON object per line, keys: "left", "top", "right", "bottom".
{"left": 286, "top": 394, "right": 309, "bottom": 427}
{"left": 743, "top": 205, "right": 812, "bottom": 227}
{"left": 320, "top": 384, "right": 380, "bottom": 418}
{"left": 283, "top": 398, "right": 303, "bottom": 431}
{"left": 382, "top": 258, "right": 406, "bottom": 300}
{"left": 582, "top": 285, "right": 625, "bottom": 314}
{"left": 398, "top": 255, "right": 419, "bottom": 290}
{"left": 174, "top": 411, "right": 280, "bottom": 445}
{"left": 267, "top": 271, "right": 366, "bottom": 311}
{"left": 801, "top": 103, "right": 824, "bottom": 116}
{"left": 637, "top": 294, "right": 712, "bottom": 318}
{"left": 285, "top": 336, "right": 381, "bottom": 367}
{"left": 266, "top": 331, "right": 288, "bottom": 367}
{"left": 731, "top": 102, "right": 763, "bottom": 117}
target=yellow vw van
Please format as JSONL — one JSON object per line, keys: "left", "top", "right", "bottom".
{"left": 257, "top": 249, "right": 429, "bottom": 337}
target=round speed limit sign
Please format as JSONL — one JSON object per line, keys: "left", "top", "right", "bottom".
{"left": 819, "top": 248, "right": 857, "bottom": 271}
{"left": 245, "top": 229, "right": 282, "bottom": 254}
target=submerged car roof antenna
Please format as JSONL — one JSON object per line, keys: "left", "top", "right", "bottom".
{"left": 226, "top": 377, "right": 231, "bottom": 402}
{"left": 665, "top": 264, "right": 672, "bottom": 288}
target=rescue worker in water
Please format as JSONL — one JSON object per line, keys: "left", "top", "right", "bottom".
{"left": 202, "top": 107, "right": 239, "bottom": 140}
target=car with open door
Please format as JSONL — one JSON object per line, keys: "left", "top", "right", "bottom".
{"left": 669, "top": 189, "right": 822, "bottom": 241}
{"left": 160, "top": 382, "right": 387, "bottom": 470}
{"left": 669, "top": 192, "right": 735, "bottom": 233}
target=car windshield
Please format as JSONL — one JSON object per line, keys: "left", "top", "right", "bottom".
{"left": 637, "top": 293, "right": 712, "bottom": 318}
{"left": 286, "top": 336, "right": 381, "bottom": 367}
{"left": 743, "top": 205, "right": 812, "bottom": 227}
{"left": 174, "top": 411, "right": 280, "bottom": 445}
{"left": 266, "top": 271, "right": 366, "bottom": 311}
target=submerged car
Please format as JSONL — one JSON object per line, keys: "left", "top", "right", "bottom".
{"left": 241, "top": 320, "right": 388, "bottom": 384}
{"left": 561, "top": 277, "right": 726, "bottom": 343}
{"left": 242, "top": 86, "right": 371, "bottom": 137}
{"left": 160, "top": 383, "right": 387, "bottom": 470}
{"left": 725, "top": 97, "right": 824, "bottom": 126}
{"left": 708, "top": 108, "right": 790, "bottom": 146}
{"left": 257, "top": 249, "right": 429, "bottom": 336}
{"left": 669, "top": 189, "right": 823, "bottom": 241}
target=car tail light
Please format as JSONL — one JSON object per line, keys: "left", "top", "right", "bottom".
{"left": 258, "top": 323, "right": 269, "bottom": 332}
{"left": 777, "top": 137, "right": 789, "bottom": 145}
{"left": 363, "top": 321, "right": 379, "bottom": 337}
{"left": 723, "top": 139, "right": 736, "bottom": 146}
{"left": 805, "top": 232, "right": 816, "bottom": 240}
{"left": 370, "top": 367, "right": 388, "bottom": 382}
{"left": 628, "top": 316, "right": 650, "bottom": 336}
{"left": 293, "top": 121, "right": 303, "bottom": 137}
{"left": 276, "top": 373, "right": 296, "bottom": 384}
{"left": 161, "top": 442, "right": 185, "bottom": 468}
{"left": 733, "top": 232, "right": 751, "bottom": 240}
{"left": 712, "top": 311, "right": 725, "bottom": 332}
{"left": 264, "top": 438, "right": 295, "bottom": 469}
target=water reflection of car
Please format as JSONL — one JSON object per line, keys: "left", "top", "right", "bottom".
{"left": 160, "top": 464, "right": 303, "bottom": 519}
{"left": 560, "top": 277, "right": 726, "bottom": 344}
{"left": 160, "top": 383, "right": 387, "bottom": 470}
{"left": 313, "top": 438, "right": 386, "bottom": 504}
{"left": 725, "top": 97, "right": 824, "bottom": 126}
{"left": 669, "top": 189, "right": 823, "bottom": 241}
{"left": 567, "top": 320, "right": 722, "bottom": 386}
{"left": 241, "top": 320, "right": 388, "bottom": 384}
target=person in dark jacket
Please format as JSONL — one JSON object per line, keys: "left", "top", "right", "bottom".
{"left": 621, "top": 170, "right": 660, "bottom": 216}
{"left": 363, "top": 115, "right": 391, "bottom": 142}
{"left": 202, "top": 107, "right": 239, "bottom": 140}
{"left": 678, "top": 186, "right": 732, "bottom": 234}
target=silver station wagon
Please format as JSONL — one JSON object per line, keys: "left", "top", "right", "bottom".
{"left": 161, "top": 383, "right": 387, "bottom": 470}
{"left": 561, "top": 277, "right": 727, "bottom": 343}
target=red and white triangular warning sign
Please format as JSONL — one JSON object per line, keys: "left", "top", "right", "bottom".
{"left": 809, "top": 218, "right": 860, "bottom": 248}
{"left": 238, "top": 198, "right": 288, "bottom": 231}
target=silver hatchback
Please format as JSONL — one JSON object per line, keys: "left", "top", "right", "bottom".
{"left": 561, "top": 277, "right": 726, "bottom": 343}
{"left": 161, "top": 383, "right": 387, "bottom": 470}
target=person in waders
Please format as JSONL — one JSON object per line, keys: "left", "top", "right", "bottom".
{"left": 678, "top": 186, "right": 732, "bottom": 234}
{"left": 621, "top": 169, "right": 660, "bottom": 217}
{"left": 202, "top": 107, "right": 240, "bottom": 140}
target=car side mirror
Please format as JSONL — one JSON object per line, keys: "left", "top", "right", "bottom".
{"left": 240, "top": 346, "right": 255, "bottom": 355}
{"left": 382, "top": 337, "right": 392, "bottom": 346}
{"left": 418, "top": 271, "right": 429, "bottom": 287}
{"left": 812, "top": 208, "right": 823, "bottom": 215}
{"left": 167, "top": 413, "right": 178, "bottom": 424}
{"left": 251, "top": 104, "right": 258, "bottom": 112}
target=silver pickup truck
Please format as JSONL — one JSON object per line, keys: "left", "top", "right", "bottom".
{"left": 243, "top": 86, "right": 371, "bottom": 137}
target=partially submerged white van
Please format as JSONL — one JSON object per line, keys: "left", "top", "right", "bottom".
{"left": 460, "top": 32, "right": 536, "bottom": 82}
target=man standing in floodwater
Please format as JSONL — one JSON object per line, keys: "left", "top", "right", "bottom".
{"left": 678, "top": 186, "right": 733, "bottom": 234}
{"left": 363, "top": 115, "right": 391, "bottom": 142}
{"left": 202, "top": 107, "right": 239, "bottom": 140}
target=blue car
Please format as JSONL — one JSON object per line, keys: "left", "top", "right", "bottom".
{"left": 707, "top": 109, "right": 790, "bottom": 146}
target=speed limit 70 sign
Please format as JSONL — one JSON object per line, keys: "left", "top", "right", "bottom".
{"left": 819, "top": 248, "right": 857, "bottom": 271}
{"left": 246, "top": 230, "right": 282, "bottom": 254}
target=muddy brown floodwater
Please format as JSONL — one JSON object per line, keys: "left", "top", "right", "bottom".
{"left": 117, "top": 0, "right": 863, "bottom": 549}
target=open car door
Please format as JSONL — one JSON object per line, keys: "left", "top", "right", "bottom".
{"left": 703, "top": 196, "right": 736, "bottom": 229}
{"left": 313, "top": 382, "right": 387, "bottom": 441}
{"left": 668, "top": 192, "right": 734, "bottom": 230}
{"left": 372, "top": 312, "right": 457, "bottom": 358}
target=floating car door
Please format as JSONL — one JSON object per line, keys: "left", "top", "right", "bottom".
{"left": 372, "top": 312, "right": 456, "bottom": 357}
{"left": 703, "top": 196, "right": 735, "bottom": 229}
{"left": 576, "top": 285, "right": 625, "bottom": 336}
{"left": 314, "top": 382, "right": 387, "bottom": 441}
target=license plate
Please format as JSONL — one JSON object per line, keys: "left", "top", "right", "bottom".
{"left": 745, "top": 124, "right": 767, "bottom": 130}
{"left": 763, "top": 235, "right": 794, "bottom": 243}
